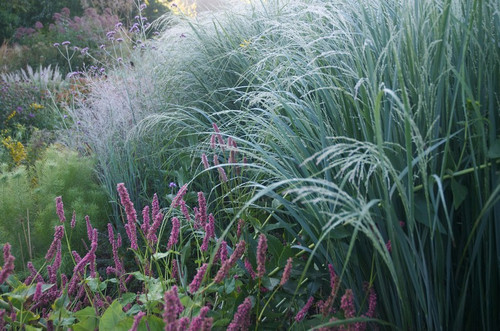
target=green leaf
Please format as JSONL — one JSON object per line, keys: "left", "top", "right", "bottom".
{"left": 212, "top": 318, "right": 231, "bottom": 327}
{"left": 224, "top": 276, "right": 236, "bottom": 294}
{"left": 140, "top": 315, "right": 165, "bottom": 331}
{"left": 73, "top": 306, "right": 98, "bottom": 331}
{"left": 152, "top": 251, "right": 179, "bottom": 260}
{"left": 24, "top": 326, "right": 42, "bottom": 331}
{"left": 119, "top": 292, "right": 137, "bottom": 306}
{"left": 487, "top": 139, "right": 500, "bottom": 159}
{"left": 99, "top": 300, "right": 128, "bottom": 330}
{"left": 451, "top": 179, "right": 468, "bottom": 210}
{"left": 262, "top": 277, "right": 280, "bottom": 290}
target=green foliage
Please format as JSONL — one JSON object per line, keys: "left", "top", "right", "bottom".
{"left": 0, "top": 145, "right": 110, "bottom": 272}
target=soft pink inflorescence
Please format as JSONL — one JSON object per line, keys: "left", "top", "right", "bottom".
{"left": 244, "top": 258, "right": 256, "bottom": 280}
{"left": 215, "top": 240, "right": 228, "bottom": 264}
{"left": 280, "top": 257, "right": 293, "bottom": 286}
{"left": 214, "top": 241, "right": 246, "bottom": 283}
{"left": 147, "top": 211, "right": 164, "bottom": 245}
{"left": 295, "top": 296, "right": 314, "bottom": 322}
{"left": 117, "top": 183, "right": 138, "bottom": 250}
{"left": 340, "top": 289, "right": 356, "bottom": 319}
{"left": 180, "top": 200, "right": 191, "bottom": 222}
{"left": 167, "top": 217, "right": 180, "bottom": 250}
{"left": 55, "top": 196, "right": 66, "bottom": 223}
{"left": 188, "top": 306, "right": 210, "bottom": 331}
{"left": 71, "top": 210, "right": 76, "bottom": 228}
{"left": 364, "top": 284, "right": 377, "bottom": 318}
{"left": 227, "top": 297, "right": 252, "bottom": 331}
{"left": 130, "top": 311, "right": 146, "bottom": 331}
{"left": 197, "top": 192, "right": 207, "bottom": 229}
{"left": 0, "top": 243, "right": 15, "bottom": 284}
{"left": 189, "top": 263, "right": 208, "bottom": 293}
{"left": 236, "top": 219, "right": 244, "bottom": 239}
{"left": 256, "top": 234, "right": 267, "bottom": 278}
{"left": 45, "top": 225, "right": 64, "bottom": 261}
{"left": 201, "top": 214, "right": 215, "bottom": 251}
{"left": 212, "top": 123, "right": 225, "bottom": 150}
{"left": 171, "top": 183, "right": 188, "bottom": 208}
{"left": 201, "top": 153, "right": 210, "bottom": 169}
{"left": 152, "top": 193, "right": 160, "bottom": 219}
{"left": 141, "top": 205, "right": 150, "bottom": 234}
{"left": 163, "top": 286, "right": 184, "bottom": 330}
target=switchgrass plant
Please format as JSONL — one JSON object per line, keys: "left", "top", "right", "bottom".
{"left": 128, "top": 0, "right": 499, "bottom": 329}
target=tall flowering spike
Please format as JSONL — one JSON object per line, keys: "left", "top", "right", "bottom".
{"left": 295, "top": 296, "right": 314, "bottom": 322}
{"left": 328, "top": 264, "right": 337, "bottom": 291}
{"left": 45, "top": 225, "right": 64, "bottom": 261}
{"left": 227, "top": 297, "right": 252, "bottom": 331}
{"left": 244, "top": 258, "right": 256, "bottom": 280}
{"left": 178, "top": 317, "right": 190, "bottom": 330}
{"left": 164, "top": 286, "right": 184, "bottom": 330}
{"left": 340, "top": 289, "right": 356, "bottom": 319}
{"left": 189, "top": 263, "right": 208, "bottom": 293}
{"left": 365, "top": 284, "right": 377, "bottom": 318}
{"left": 141, "top": 205, "right": 151, "bottom": 234}
{"left": 71, "top": 210, "right": 76, "bottom": 228}
{"left": 214, "top": 241, "right": 246, "bottom": 283}
{"left": 117, "top": 183, "right": 138, "bottom": 250}
{"left": 152, "top": 193, "right": 160, "bottom": 219}
{"left": 180, "top": 200, "right": 191, "bottom": 222}
{"left": 201, "top": 153, "right": 210, "bottom": 169}
{"left": 147, "top": 211, "right": 164, "bottom": 245}
{"left": 24, "top": 261, "right": 43, "bottom": 285}
{"left": 236, "top": 219, "right": 244, "bottom": 239}
{"left": 85, "top": 215, "right": 93, "bottom": 242}
{"left": 210, "top": 135, "right": 216, "bottom": 149}
{"left": 280, "top": 257, "right": 293, "bottom": 286}
{"left": 171, "top": 183, "right": 188, "bottom": 208}
{"left": 55, "top": 196, "right": 66, "bottom": 223}
{"left": 167, "top": 217, "right": 180, "bottom": 250}
{"left": 212, "top": 123, "right": 225, "bottom": 150}
{"left": 256, "top": 234, "right": 267, "bottom": 278}
{"left": 201, "top": 317, "right": 213, "bottom": 331}
{"left": 201, "top": 214, "right": 215, "bottom": 252}
{"left": 188, "top": 306, "right": 210, "bottom": 331}
{"left": 171, "top": 259, "right": 179, "bottom": 281}
{"left": 34, "top": 282, "right": 43, "bottom": 301}
{"left": 48, "top": 241, "right": 62, "bottom": 283}
{"left": 197, "top": 192, "right": 207, "bottom": 229}
{"left": 130, "top": 311, "right": 146, "bottom": 331}
{"left": 0, "top": 243, "right": 15, "bottom": 284}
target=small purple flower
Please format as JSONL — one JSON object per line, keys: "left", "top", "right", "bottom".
{"left": 61, "top": 41, "right": 70, "bottom": 46}
{"left": 35, "top": 21, "right": 43, "bottom": 29}
{"left": 115, "top": 22, "right": 123, "bottom": 28}
{"left": 29, "top": 113, "right": 35, "bottom": 118}
{"left": 106, "top": 31, "right": 116, "bottom": 38}
{"left": 80, "top": 47, "right": 89, "bottom": 55}
{"left": 189, "top": 263, "right": 208, "bottom": 293}
{"left": 99, "top": 44, "right": 106, "bottom": 49}
{"left": 16, "top": 106, "right": 23, "bottom": 112}
{"left": 140, "top": 3, "right": 147, "bottom": 11}
{"left": 169, "top": 182, "right": 177, "bottom": 188}
{"left": 117, "top": 57, "right": 123, "bottom": 62}
{"left": 116, "top": 38, "right": 124, "bottom": 43}
{"left": 53, "top": 43, "right": 60, "bottom": 47}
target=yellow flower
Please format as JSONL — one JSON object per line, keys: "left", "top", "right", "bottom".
{"left": 5, "top": 110, "right": 16, "bottom": 122}
{"left": 240, "top": 39, "right": 251, "bottom": 48}
{"left": 30, "top": 103, "right": 44, "bottom": 110}
{"left": 1, "top": 136, "right": 27, "bottom": 165}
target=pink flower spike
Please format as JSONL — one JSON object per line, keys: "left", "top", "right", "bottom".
{"left": 180, "top": 200, "right": 191, "bottom": 222}
{"left": 188, "top": 306, "right": 210, "bottom": 331}
{"left": 189, "top": 263, "right": 208, "bottom": 294}
{"left": 55, "top": 196, "right": 66, "bottom": 223}
{"left": 197, "top": 192, "right": 207, "bottom": 228}
{"left": 227, "top": 297, "right": 252, "bottom": 331}
{"left": 256, "top": 234, "right": 267, "bottom": 278}
{"left": 201, "top": 153, "right": 210, "bottom": 169}
{"left": 71, "top": 210, "right": 76, "bottom": 228}
{"left": 167, "top": 217, "right": 180, "bottom": 250}
{"left": 85, "top": 215, "right": 93, "bottom": 242}
{"left": 130, "top": 311, "right": 146, "bottom": 331}
{"left": 201, "top": 214, "right": 215, "bottom": 252}
{"left": 236, "top": 219, "right": 244, "bottom": 239}
{"left": 341, "top": 289, "right": 356, "bottom": 319}
{"left": 212, "top": 123, "right": 225, "bottom": 150}
{"left": 210, "top": 135, "right": 216, "bottom": 149}
{"left": 45, "top": 226, "right": 64, "bottom": 261}
{"left": 171, "top": 183, "right": 188, "bottom": 208}
{"left": 295, "top": 296, "right": 314, "bottom": 322}
{"left": 117, "top": 183, "right": 138, "bottom": 250}
{"left": 0, "top": 243, "right": 15, "bottom": 284}
{"left": 141, "top": 205, "right": 150, "bottom": 234}
{"left": 280, "top": 257, "right": 293, "bottom": 286}
{"left": 244, "top": 258, "right": 256, "bottom": 280}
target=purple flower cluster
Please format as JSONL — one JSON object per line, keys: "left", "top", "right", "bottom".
{"left": 172, "top": 183, "right": 188, "bottom": 208}
{"left": 214, "top": 241, "right": 246, "bottom": 283}
{"left": 201, "top": 214, "right": 215, "bottom": 251}
{"left": 117, "top": 183, "right": 138, "bottom": 250}
{"left": 55, "top": 196, "right": 66, "bottom": 223}
{"left": 215, "top": 240, "right": 228, "bottom": 264}
{"left": 0, "top": 243, "right": 15, "bottom": 284}
{"left": 45, "top": 225, "right": 64, "bottom": 261}
{"left": 280, "top": 257, "right": 293, "bottom": 286}
{"left": 167, "top": 217, "right": 180, "bottom": 250}
{"left": 295, "top": 296, "right": 314, "bottom": 322}
{"left": 189, "top": 263, "right": 208, "bottom": 293}
{"left": 227, "top": 297, "right": 252, "bottom": 331}
{"left": 256, "top": 234, "right": 267, "bottom": 278}
{"left": 244, "top": 258, "right": 256, "bottom": 280}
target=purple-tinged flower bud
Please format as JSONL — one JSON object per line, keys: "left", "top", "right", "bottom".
{"left": 117, "top": 183, "right": 138, "bottom": 250}
{"left": 61, "top": 41, "right": 70, "bottom": 46}
{"left": 215, "top": 240, "right": 227, "bottom": 264}
{"left": 34, "top": 282, "right": 43, "bottom": 301}
{"left": 171, "top": 183, "right": 188, "bottom": 208}
{"left": 236, "top": 219, "right": 244, "bottom": 239}
{"left": 130, "top": 311, "right": 145, "bottom": 331}
{"left": 214, "top": 241, "right": 246, "bottom": 283}
{"left": 180, "top": 200, "right": 190, "bottom": 222}
{"left": 244, "top": 258, "right": 256, "bottom": 280}
{"left": 71, "top": 210, "right": 76, "bottom": 228}
{"left": 256, "top": 234, "right": 267, "bottom": 278}
{"left": 140, "top": 3, "right": 147, "bottom": 10}
{"left": 55, "top": 196, "right": 65, "bottom": 223}
{"left": 279, "top": 257, "right": 293, "bottom": 286}
{"left": 201, "top": 153, "right": 210, "bottom": 169}
{"left": 189, "top": 263, "right": 208, "bottom": 293}
{"left": 295, "top": 296, "right": 314, "bottom": 322}
{"left": 99, "top": 44, "right": 106, "bottom": 49}
{"left": 212, "top": 123, "right": 225, "bottom": 149}
{"left": 167, "top": 217, "right": 180, "bottom": 249}
{"left": 53, "top": 43, "right": 60, "bottom": 47}
{"left": 227, "top": 297, "right": 252, "bottom": 331}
